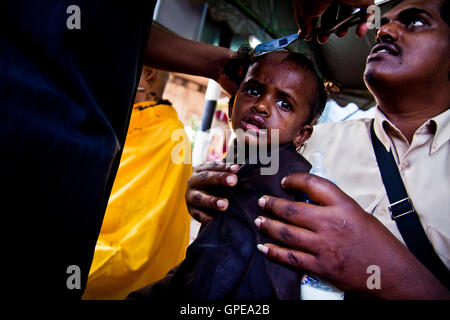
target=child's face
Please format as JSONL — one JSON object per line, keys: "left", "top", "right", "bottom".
{"left": 230, "top": 52, "right": 314, "bottom": 146}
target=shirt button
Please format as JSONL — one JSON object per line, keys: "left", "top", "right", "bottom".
{"left": 378, "top": 208, "right": 387, "bottom": 217}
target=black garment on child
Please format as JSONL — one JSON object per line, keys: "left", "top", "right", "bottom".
{"left": 128, "top": 142, "right": 311, "bottom": 300}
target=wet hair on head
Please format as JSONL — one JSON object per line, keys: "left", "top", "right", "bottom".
{"left": 225, "top": 45, "right": 327, "bottom": 125}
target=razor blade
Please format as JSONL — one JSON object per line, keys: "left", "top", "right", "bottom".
{"left": 253, "top": 33, "right": 299, "bottom": 55}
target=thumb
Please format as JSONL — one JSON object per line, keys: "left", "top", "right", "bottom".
{"left": 282, "top": 172, "right": 350, "bottom": 206}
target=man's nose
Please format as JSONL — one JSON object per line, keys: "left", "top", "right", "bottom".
{"left": 376, "top": 20, "right": 400, "bottom": 43}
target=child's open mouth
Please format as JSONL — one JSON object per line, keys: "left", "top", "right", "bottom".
{"left": 240, "top": 114, "right": 267, "bottom": 134}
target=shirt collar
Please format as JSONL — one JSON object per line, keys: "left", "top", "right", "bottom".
{"left": 373, "top": 107, "right": 450, "bottom": 154}
{"left": 373, "top": 107, "right": 401, "bottom": 152}
{"left": 431, "top": 108, "right": 450, "bottom": 154}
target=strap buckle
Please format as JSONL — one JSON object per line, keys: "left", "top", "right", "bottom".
{"left": 389, "top": 198, "right": 415, "bottom": 219}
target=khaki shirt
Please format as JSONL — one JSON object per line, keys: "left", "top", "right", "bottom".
{"left": 302, "top": 107, "right": 450, "bottom": 269}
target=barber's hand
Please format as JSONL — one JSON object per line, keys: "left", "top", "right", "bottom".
{"left": 216, "top": 59, "right": 240, "bottom": 96}
{"left": 146, "top": 22, "right": 239, "bottom": 96}
{"left": 255, "top": 173, "right": 449, "bottom": 299}
{"left": 294, "top": 0, "right": 373, "bottom": 44}
{"left": 215, "top": 49, "right": 250, "bottom": 96}
{"left": 185, "top": 162, "right": 240, "bottom": 224}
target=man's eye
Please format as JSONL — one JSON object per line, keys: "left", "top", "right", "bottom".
{"left": 246, "top": 88, "right": 260, "bottom": 97}
{"left": 404, "top": 16, "right": 427, "bottom": 30}
{"left": 276, "top": 100, "right": 292, "bottom": 111}
{"left": 409, "top": 18, "right": 425, "bottom": 27}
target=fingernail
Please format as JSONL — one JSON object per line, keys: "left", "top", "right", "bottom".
{"left": 254, "top": 217, "right": 262, "bottom": 229}
{"left": 257, "top": 244, "right": 268, "bottom": 255}
{"left": 230, "top": 164, "right": 240, "bottom": 173}
{"left": 258, "top": 197, "right": 266, "bottom": 208}
{"left": 226, "top": 175, "right": 237, "bottom": 186}
{"left": 217, "top": 199, "right": 228, "bottom": 209}
{"left": 281, "top": 176, "right": 287, "bottom": 186}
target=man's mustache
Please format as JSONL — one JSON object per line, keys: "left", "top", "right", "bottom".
{"left": 370, "top": 39, "right": 403, "bottom": 56}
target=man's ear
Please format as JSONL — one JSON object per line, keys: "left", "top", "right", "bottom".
{"left": 293, "top": 124, "right": 313, "bottom": 147}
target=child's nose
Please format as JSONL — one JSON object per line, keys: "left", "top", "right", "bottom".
{"left": 252, "top": 100, "right": 271, "bottom": 117}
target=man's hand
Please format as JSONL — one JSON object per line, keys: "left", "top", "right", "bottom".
{"left": 255, "top": 172, "right": 450, "bottom": 299}
{"left": 185, "top": 162, "right": 239, "bottom": 224}
{"left": 294, "top": 0, "right": 373, "bottom": 44}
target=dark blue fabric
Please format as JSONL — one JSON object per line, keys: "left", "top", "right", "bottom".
{"left": 0, "top": 1, "right": 155, "bottom": 299}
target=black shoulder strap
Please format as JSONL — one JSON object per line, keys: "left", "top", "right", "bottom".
{"left": 370, "top": 120, "right": 450, "bottom": 290}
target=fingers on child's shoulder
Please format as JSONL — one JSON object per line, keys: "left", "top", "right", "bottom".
{"left": 282, "top": 173, "right": 345, "bottom": 205}
{"left": 263, "top": 244, "right": 316, "bottom": 271}
{"left": 188, "top": 207, "right": 213, "bottom": 224}
{"left": 189, "top": 170, "right": 237, "bottom": 189}
{"left": 186, "top": 189, "right": 229, "bottom": 212}
{"left": 258, "top": 196, "right": 321, "bottom": 229}
{"left": 282, "top": 172, "right": 328, "bottom": 190}
{"left": 194, "top": 162, "right": 240, "bottom": 173}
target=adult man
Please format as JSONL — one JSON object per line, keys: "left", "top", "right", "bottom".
{"left": 186, "top": 0, "right": 449, "bottom": 299}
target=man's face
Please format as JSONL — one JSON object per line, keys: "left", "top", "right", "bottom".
{"left": 231, "top": 52, "right": 314, "bottom": 146}
{"left": 364, "top": 0, "right": 449, "bottom": 89}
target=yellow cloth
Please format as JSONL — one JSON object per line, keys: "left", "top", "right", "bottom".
{"left": 83, "top": 101, "right": 192, "bottom": 300}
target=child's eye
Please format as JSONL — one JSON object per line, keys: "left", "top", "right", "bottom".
{"left": 276, "top": 100, "right": 292, "bottom": 111}
{"left": 246, "top": 88, "right": 261, "bottom": 97}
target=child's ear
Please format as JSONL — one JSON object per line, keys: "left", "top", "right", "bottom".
{"left": 293, "top": 125, "right": 313, "bottom": 147}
